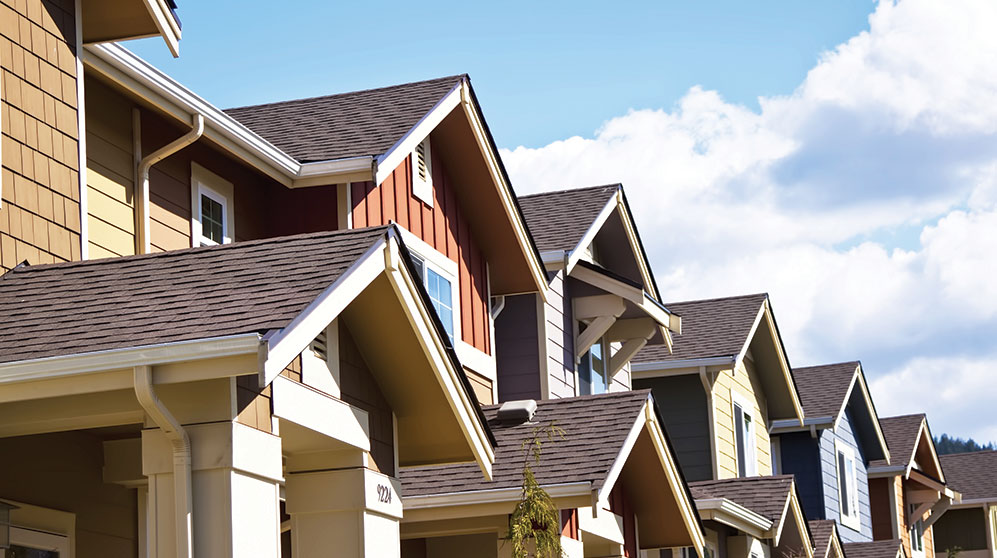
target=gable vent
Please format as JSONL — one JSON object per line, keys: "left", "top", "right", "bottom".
{"left": 412, "top": 138, "right": 434, "bottom": 207}
{"left": 310, "top": 332, "right": 328, "bottom": 361}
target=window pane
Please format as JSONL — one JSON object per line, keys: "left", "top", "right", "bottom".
{"left": 425, "top": 268, "right": 454, "bottom": 344}
{"left": 590, "top": 341, "right": 606, "bottom": 394}
{"left": 838, "top": 451, "right": 850, "bottom": 517}
{"left": 579, "top": 351, "right": 593, "bottom": 396}
{"left": 734, "top": 404, "right": 746, "bottom": 477}
{"left": 201, "top": 194, "right": 224, "bottom": 244}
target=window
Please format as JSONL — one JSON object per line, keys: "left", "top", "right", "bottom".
{"left": 190, "top": 163, "right": 234, "bottom": 247}
{"left": 734, "top": 399, "right": 757, "bottom": 477}
{"left": 836, "top": 443, "right": 860, "bottom": 530}
{"left": 578, "top": 333, "right": 608, "bottom": 395}
{"left": 409, "top": 253, "right": 456, "bottom": 344}
{"left": 909, "top": 503, "right": 925, "bottom": 556}
{"left": 411, "top": 137, "right": 433, "bottom": 207}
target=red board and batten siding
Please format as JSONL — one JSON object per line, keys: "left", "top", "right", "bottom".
{"left": 350, "top": 145, "right": 491, "bottom": 355}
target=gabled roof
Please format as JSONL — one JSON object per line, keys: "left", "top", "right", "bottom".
{"left": 690, "top": 476, "right": 796, "bottom": 525}
{"left": 809, "top": 520, "right": 843, "bottom": 558}
{"left": 634, "top": 293, "right": 768, "bottom": 364}
{"left": 403, "top": 390, "right": 652, "bottom": 496}
{"left": 633, "top": 293, "right": 804, "bottom": 423}
{"left": 788, "top": 361, "right": 890, "bottom": 462}
{"left": 939, "top": 450, "right": 997, "bottom": 501}
{"left": 843, "top": 540, "right": 907, "bottom": 558}
{"left": 0, "top": 227, "right": 387, "bottom": 364}
{"left": 225, "top": 76, "right": 465, "bottom": 163}
{"left": 870, "top": 414, "right": 944, "bottom": 481}
{"left": 519, "top": 184, "right": 619, "bottom": 254}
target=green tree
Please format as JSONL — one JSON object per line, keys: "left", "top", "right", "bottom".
{"left": 507, "top": 422, "right": 566, "bottom": 558}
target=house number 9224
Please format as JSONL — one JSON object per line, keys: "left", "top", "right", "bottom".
{"left": 376, "top": 484, "right": 392, "bottom": 504}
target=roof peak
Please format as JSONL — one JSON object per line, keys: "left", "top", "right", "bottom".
{"left": 225, "top": 74, "right": 467, "bottom": 113}
{"left": 793, "top": 361, "right": 861, "bottom": 371}
{"left": 518, "top": 183, "right": 620, "bottom": 200}
{"left": 664, "top": 292, "right": 768, "bottom": 307}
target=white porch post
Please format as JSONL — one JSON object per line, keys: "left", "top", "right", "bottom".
{"left": 143, "top": 422, "right": 283, "bottom": 558}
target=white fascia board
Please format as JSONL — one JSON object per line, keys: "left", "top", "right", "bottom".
{"left": 402, "top": 482, "right": 591, "bottom": 511}
{"left": 738, "top": 300, "right": 805, "bottom": 425}
{"left": 565, "top": 195, "right": 619, "bottom": 276}
{"left": 855, "top": 367, "right": 893, "bottom": 464}
{"left": 831, "top": 366, "right": 861, "bottom": 430}
{"left": 84, "top": 44, "right": 374, "bottom": 187}
{"left": 631, "top": 356, "right": 735, "bottom": 375}
{"left": 0, "top": 333, "right": 261, "bottom": 386}
{"left": 374, "top": 82, "right": 463, "bottom": 186}
{"left": 271, "top": 375, "right": 370, "bottom": 451}
{"left": 867, "top": 465, "right": 907, "bottom": 477}
{"left": 570, "top": 262, "right": 643, "bottom": 304}
{"left": 261, "top": 236, "right": 388, "bottom": 385}
{"left": 695, "top": 497, "right": 772, "bottom": 536}
{"left": 951, "top": 498, "right": 997, "bottom": 508}
{"left": 141, "top": 0, "right": 181, "bottom": 57}
{"left": 383, "top": 235, "right": 495, "bottom": 478}
{"left": 615, "top": 193, "right": 659, "bottom": 300}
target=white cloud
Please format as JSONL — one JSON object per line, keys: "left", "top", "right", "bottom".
{"left": 502, "top": 0, "right": 997, "bottom": 441}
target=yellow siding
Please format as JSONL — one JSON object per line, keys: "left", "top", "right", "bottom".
{"left": 84, "top": 77, "right": 135, "bottom": 257}
{"left": 712, "top": 357, "right": 774, "bottom": 479}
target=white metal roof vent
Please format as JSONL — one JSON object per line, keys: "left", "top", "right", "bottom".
{"left": 496, "top": 399, "right": 537, "bottom": 424}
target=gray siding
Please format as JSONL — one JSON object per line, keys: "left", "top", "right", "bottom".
{"left": 819, "top": 407, "right": 873, "bottom": 542}
{"left": 495, "top": 293, "right": 542, "bottom": 402}
{"left": 778, "top": 431, "right": 825, "bottom": 521}
{"left": 544, "top": 271, "right": 576, "bottom": 398}
{"left": 634, "top": 374, "right": 713, "bottom": 482}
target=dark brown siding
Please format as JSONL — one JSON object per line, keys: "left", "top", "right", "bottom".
{"left": 1, "top": 0, "right": 81, "bottom": 270}
{"left": 340, "top": 322, "right": 395, "bottom": 476}
{"left": 560, "top": 509, "right": 579, "bottom": 540}
{"left": 350, "top": 139, "right": 491, "bottom": 354}
{"left": 869, "top": 476, "right": 894, "bottom": 540}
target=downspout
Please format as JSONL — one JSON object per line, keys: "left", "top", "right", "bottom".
{"left": 134, "top": 365, "right": 193, "bottom": 558}
{"left": 135, "top": 114, "right": 205, "bottom": 254}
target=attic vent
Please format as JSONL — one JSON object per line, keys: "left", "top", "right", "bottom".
{"left": 412, "top": 138, "right": 434, "bottom": 207}
{"left": 496, "top": 400, "right": 537, "bottom": 424}
{"left": 310, "top": 332, "right": 328, "bottom": 361}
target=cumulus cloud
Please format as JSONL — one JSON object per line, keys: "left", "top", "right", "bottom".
{"left": 501, "top": 0, "right": 997, "bottom": 441}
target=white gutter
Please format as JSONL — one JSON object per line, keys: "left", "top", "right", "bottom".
{"left": 631, "top": 356, "right": 735, "bottom": 374}
{"left": 402, "top": 482, "right": 592, "bottom": 510}
{"left": 695, "top": 497, "right": 773, "bottom": 534}
{"left": 136, "top": 113, "right": 203, "bottom": 254}
{"left": 134, "top": 365, "right": 192, "bottom": 558}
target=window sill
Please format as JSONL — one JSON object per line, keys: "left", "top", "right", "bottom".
{"left": 456, "top": 341, "right": 495, "bottom": 382}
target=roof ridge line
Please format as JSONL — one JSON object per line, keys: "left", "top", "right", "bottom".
{"left": 518, "top": 183, "right": 621, "bottom": 199}
{"left": 224, "top": 75, "right": 468, "bottom": 112}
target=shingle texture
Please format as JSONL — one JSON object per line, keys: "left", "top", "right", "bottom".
{"left": 400, "top": 390, "right": 649, "bottom": 496}
{"left": 634, "top": 294, "right": 768, "bottom": 364}
{"left": 809, "top": 520, "right": 838, "bottom": 558}
{"left": 843, "top": 540, "right": 904, "bottom": 558}
{"left": 870, "top": 414, "right": 925, "bottom": 469}
{"left": 224, "top": 76, "right": 465, "bottom": 163}
{"left": 688, "top": 475, "right": 794, "bottom": 523}
{"left": 517, "top": 184, "right": 619, "bottom": 253}
{"left": 792, "top": 362, "right": 860, "bottom": 419}
{"left": 0, "top": 227, "right": 390, "bottom": 364}
{"left": 939, "top": 450, "right": 997, "bottom": 500}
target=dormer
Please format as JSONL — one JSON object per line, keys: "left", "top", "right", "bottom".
{"left": 496, "top": 184, "right": 680, "bottom": 403}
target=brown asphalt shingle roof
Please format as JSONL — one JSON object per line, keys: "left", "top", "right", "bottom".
{"left": 792, "top": 362, "right": 860, "bottom": 419}
{"left": 635, "top": 293, "right": 768, "bottom": 364}
{"left": 688, "top": 475, "right": 795, "bottom": 524}
{"left": 843, "top": 540, "right": 905, "bottom": 558}
{"left": 809, "top": 520, "right": 838, "bottom": 558}
{"left": 224, "top": 75, "right": 465, "bottom": 163}
{"left": 518, "top": 184, "right": 619, "bottom": 253}
{"left": 0, "top": 227, "right": 391, "bottom": 364}
{"left": 870, "top": 414, "right": 925, "bottom": 469}
{"left": 400, "top": 390, "right": 650, "bottom": 497}
{"left": 939, "top": 450, "right": 997, "bottom": 500}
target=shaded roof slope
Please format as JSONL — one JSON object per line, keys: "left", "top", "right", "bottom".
{"left": 809, "top": 520, "right": 838, "bottom": 558}
{"left": 225, "top": 76, "right": 465, "bottom": 162}
{"left": 0, "top": 227, "right": 390, "bottom": 364}
{"left": 939, "top": 450, "right": 997, "bottom": 500}
{"left": 518, "top": 184, "right": 619, "bottom": 253}
{"left": 401, "top": 390, "right": 649, "bottom": 496}
{"left": 635, "top": 293, "right": 768, "bottom": 363}
{"left": 689, "top": 475, "right": 795, "bottom": 523}
{"left": 793, "top": 362, "right": 860, "bottom": 418}
{"left": 871, "top": 414, "right": 925, "bottom": 469}
{"left": 843, "top": 540, "right": 905, "bottom": 558}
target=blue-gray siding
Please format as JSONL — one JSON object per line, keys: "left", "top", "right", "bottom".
{"left": 819, "top": 407, "right": 873, "bottom": 542}
{"left": 778, "top": 431, "right": 825, "bottom": 521}
{"left": 634, "top": 374, "right": 713, "bottom": 482}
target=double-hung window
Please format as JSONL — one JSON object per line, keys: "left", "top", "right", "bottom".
{"left": 409, "top": 253, "right": 456, "bottom": 344}
{"left": 836, "top": 442, "right": 861, "bottom": 529}
{"left": 191, "top": 164, "right": 234, "bottom": 247}
{"left": 734, "top": 398, "right": 757, "bottom": 477}
{"left": 909, "top": 503, "right": 925, "bottom": 556}
{"left": 578, "top": 333, "right": 608, "bottom": 395}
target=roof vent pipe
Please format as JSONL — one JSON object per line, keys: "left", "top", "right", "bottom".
{"left": 496, "top": 399, "right": 537, "bottom": 424}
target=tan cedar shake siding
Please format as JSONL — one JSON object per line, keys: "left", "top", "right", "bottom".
{"left": 352, "top": 145, "right": 492, "bottom": 355}
{"left": 0, "top": 0, "right": 81, "bottom": 271}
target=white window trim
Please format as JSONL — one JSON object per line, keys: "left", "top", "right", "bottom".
{"left": 190, "top": 162, "right": 235, "bottom": 247}
{"left": 909, "top": 502, "right": 926, "bottom": 558}
{"left": 399, "top": 227, "right": 461, "bottom": 343}
{"left": 4, "top": 499, "right": 75, "bottom": 558}
{"left": 733, "top": 393, "right": 758, "bottom": 477}
{"left": 836, "top": 440, "right": 861, "bottom": 530}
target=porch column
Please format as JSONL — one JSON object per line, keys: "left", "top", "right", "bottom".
{"left": 285, "top": 460, "right": 403, "bottom": 558}
{"left": 143, "top": 421, "right": 283, "bottom": 558}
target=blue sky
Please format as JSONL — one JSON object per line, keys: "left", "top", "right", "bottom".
{"left": 130, "top": 0, "right": 997, "bottom": 444}
{"left": 130, "top": 0, "right": 876, "bottom": 149}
